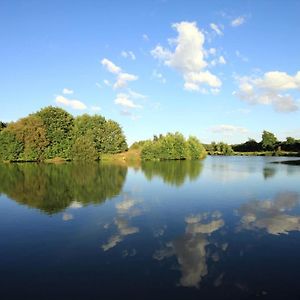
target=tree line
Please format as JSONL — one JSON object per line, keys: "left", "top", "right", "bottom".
{"left": 232, "top": 130, "right": 300, "bottom": 154}
{"left": 0, "top": 106, "right": 128, "bottom": 162}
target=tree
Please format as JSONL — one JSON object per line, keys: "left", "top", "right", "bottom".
{"left": 187, "top": 136, "right": 206, "bottom": 160}
{"left": 36, "top": 106, "right": 74, "bottom": 159}
{"left": 0, "top": 121, "right": 7, "bottom": 131}
{"left": 286, "top": 137, "right": 296, "bottom": 145}
{"left": 0, "top": 129, "right": 24, "bottom": 161}
{"left": 71, "top": 135, "right": 98, "bottom": 161}
{"left": 262, "top": 130, "right": 277, "bottom": 150}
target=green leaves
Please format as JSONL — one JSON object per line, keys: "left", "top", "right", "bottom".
{"left": 141, "top": 133, "right": 206, "bottom": 161}
{"left": 0, "top": 107, "right": 128, "bottom": 162}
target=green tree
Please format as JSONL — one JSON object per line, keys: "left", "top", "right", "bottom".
{"left": 71, "top": 135, "right": 98, "bottom": 161}
{"left": 286, "top": 137, "right": 296, "bottom": 145}
{"left": 262, "top": 130, "right": 277, "bottom": 150}
{"left": 187, "top": 136, "right": 207, "bottom": 159}
{"left": 36, "top": 106, "right": 74, "bottom": 159}
{"left": 0, "top": 129, "right": 24, "bottom": 161}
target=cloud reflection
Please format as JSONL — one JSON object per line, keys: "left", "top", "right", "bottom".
{"left": 153, "top": 211, "right": 225, "bottom": 288}
{"left": 237, "top": 192, "right": 300, "bottom": 235}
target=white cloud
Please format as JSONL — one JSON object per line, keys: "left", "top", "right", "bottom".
{"left": 231, "top": 16, "right": 246, "bottom": 27}
{"left": 211, "top": 55, "right": 226, "bottom": 66}
{"left": 55, "top": 95, "right": 87, "bottom": 110}
{"left": 235, "top": 71, "right": 300, "bottom": 112}
{"left": 151, "top": 22, "right": 222, "bottom": 93}
{"left": 62, "top": 88, "right": 74, "bottom": 95}
{"left": 114, "top": 93, "right": 142, "bottom": 109}
{"left": 101, "top": 58, "right": 138, "bottom": 89}
{"left": 114, "top": 72, "right": 138, "bottom": 89}
{"left": 210, "top": 124, "right": 248, "bottom": 135}
{"left": 210, "top": 23, "right": 223, "bottom": 36}
{"left": 101, "top": 58, "right": 121, "bottom": 74}
{"left": 121, "top": 51, "right": 136, "bottom": 60}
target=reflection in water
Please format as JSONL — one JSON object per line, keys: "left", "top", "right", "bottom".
{"left": 263, "top": 167, "right": 276, "bottom": 180}
{"left": 102, "top": 195, "right": 142, "bottom": 251}
{"left": 0, "top": 162, "right": 127, "bottom": 214}
{"left": 141, "top": 160, "right": 203, "bottom": 186}
{"left": 238, "top": 192, "right": 300, "bottom": 235}
{"left": 153, "top": 211, "right": 225, "bottom": 288}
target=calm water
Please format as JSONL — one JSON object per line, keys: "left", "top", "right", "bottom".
{"left": 1, "top": 157, "right": 300, "bottom": 299}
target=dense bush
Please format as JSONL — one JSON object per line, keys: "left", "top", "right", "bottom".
{"left": 141, "top": 132, "right": 206, "bottom": 161}
{"left": 0, "top": 106, "right": 128, "bottom": 162}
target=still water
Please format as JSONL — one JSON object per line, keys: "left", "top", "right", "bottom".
{"left": 1, "top": 156, "right": 300, "bottom": 299}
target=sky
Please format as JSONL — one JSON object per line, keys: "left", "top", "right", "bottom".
{"left": 1, "top": 0, "right": 300, "bottom": 145}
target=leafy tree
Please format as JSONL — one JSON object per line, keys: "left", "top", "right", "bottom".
{"left": 8, "top": 115, "right": 49, "bottom": 161}
{"left": 187, "top": 136, "right": 207, "bottom": 160}
{"left": 262, "top": 130, "right": 277, "bottom": 150}
{"left": 286, "top": 137, "right": 296, "bottom": 145}
{"left": 141, "top": 132, "right": 206, "bottom": 161}
{"left": 0, "top": 129, "right": 24, "bottom": 161}
{"left": 71, "top": 135, "right": 98, "bottom": 161}
{"left": 36, "top": 106, "right": 74, "bottom": 159}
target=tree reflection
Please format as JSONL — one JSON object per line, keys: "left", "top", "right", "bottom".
{"left": 141, "top": 160, "right": 203, "bottom": 186}
{"left": 0, "top": 162, "right": 127, "bottom": 214}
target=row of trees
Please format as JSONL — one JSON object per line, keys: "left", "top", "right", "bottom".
{"left": 204, "top": 142, "right": 234, "bottom": 155}
{"left": 0, "top": 107, "right": 128, "bottom": 162}
{"left": 232, "top": 130, "right": 300, "bottom": 153}
{"left": 140, "top": 132, "right": 207, "bottom": 160}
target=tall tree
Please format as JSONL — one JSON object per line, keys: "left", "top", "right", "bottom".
{"left": 262, "top": 130, "right": 277, "bottom": 150}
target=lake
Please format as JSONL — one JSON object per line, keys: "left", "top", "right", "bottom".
{"left": 1, "top": 156, "right": 300, "bottom": 300}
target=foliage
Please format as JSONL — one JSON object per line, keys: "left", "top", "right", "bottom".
{"left": 261, "top": 130, "right": 278, "bottom": 150}
{"left": 71, "top": 135, "right": 98, "bottom": 161}
{"left": 0, "top": 121, "right": 7, "bottom": 131}
{"left": 207, "top": 142, "right": 234, "bottom": 155}
{"left": 0, "top": 106, "right": 128, "bottom": 162}
{"left": 0, "top": 129, "right": 24, "bottom": 161}
{"left": 36, "top": 106, "right": 74, "bottom": 159}
{"left": 141, "top": 132, "right": 206, "bottom": 161}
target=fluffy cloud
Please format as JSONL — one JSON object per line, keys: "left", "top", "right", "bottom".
{"left": 121, "top": 50, "right": 136, "bottom": 60}
{"left": 235, "top": 71, "right": 300, "bottom": 112}
{"left": 210, "top": 23, "right": 223, "bottom": 35}
{"left": 55, "top": 95, "right": 87, "bottom": 110}
{"left": 210, "top": 124, "right": 248, "bottom": 135}
{"left": 151, "top": 22, "right": 222, "bottom": 93}
{"left": 101, "top": 58, "right": 121, "bottom": 74}
{"left": 231, "top": 16, "right": 246, "bottom": 27}
{"left": 101, "top": 58, "right": 138, "bottom": 89}
{"left": 62, "top": 88, "right": 74, "bottom": 95}
{"left": 114, "top": 93, "right": 142, "bottom": 109}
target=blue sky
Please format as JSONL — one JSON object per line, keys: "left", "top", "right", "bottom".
{"left": 1, "top": 0, "right": 300, "bottom": 145}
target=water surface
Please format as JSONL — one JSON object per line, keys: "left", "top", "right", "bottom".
{"left": 1, "top": 157, "right": 300, "bottom": 299}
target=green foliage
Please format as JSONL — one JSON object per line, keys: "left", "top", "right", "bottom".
{"left": 141, "top": 132, "right": 206, "bottom": 161}
{"left": 187, "top": 136, "right": 207, "bottom": 159}
{"left": 71, "top": 135, "right": 98, "bottom": 161}
{"left": 208, "top": 141, "right": 234, "bottom": 155}
{"left": 0, "top": 121, "right": 7, "bottom": 131}
{"left": 262, "top": 130, "right": 277, "bottom": 150}
{"left": 0, "top": 106, "right": 128, "bottom": 162}
{"left": 286, "top": 137, "right": 296, "bottom": 145}
{"left": 73, "top": 115, "right": 127, "bottom": 154}
{"left": 36, "top": 106, "right": 74, "bottom": 159}
{"left": 0, "top": 129, "right": 24, "bottom": 161}
{"left": 0, "top": 162, "right": 127, "bottom": 214}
